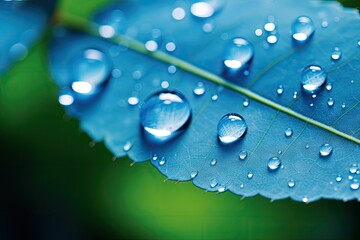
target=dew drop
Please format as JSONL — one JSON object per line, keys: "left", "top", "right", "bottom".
{"left": 172, "top": 7, "right": 186, "bottom": 20}
{"left": 243, "top": 98, "right": 249, "bottom": 107}
{"left": 190, "top": 171, "right": 198, "bottom": 178}
{"left": 210, "top": 179, "right": 218, "bottom": 188}
{"left": 288, "top": 180, "right": 296, "bottom": 188}
{"left": 291, "top": 16, "right": 315, "bottom": 44}
{"left": 193, "top": 82, "right": 206, "bottom": 96}
{"left": 350, "top": 181, "right": 359, "bottom": 190}
{"left": 210, "top": 159, "right": 217, "bottom": 166}
{"left": 276, "top": 85, "right": 284, "bottom": 95}
{"left": 267, "top": 157, "right": 281, "bottom": 171}
{"left": 223, "top": 38, "right": 254, "bottom": 75}
{"left": 70, "top": 49, "right": 112, "bottom": 96}
{"left": 239, "top": 150, "right": 248, "bottom": 160}
{"left": 301, "top": 65, "right": 327, "bottom": 93}
{"left": 284, "top": 128, "right": 293, "bottom": 137}
{"left": 217, "top": 113, "right": 247, "bottom": 144}
{"left": 331, "top": 47, "right": 341, "bottom": 61}
{"left": 247, "top": 172, "right": 254, "bottom": 179}
{"left": 123, "top": 141, "right": 133, "bottom": 152}
{"left": 327, "top": 97, "right": 334, "bottom": 107}
{"left": 319, "top": 143, "right": 333, "bottom": 157}
{"left": 325, "top": 82, "right": 332, "bottom": 91}
{"left": 140, "top": 90, "right": 192, "bottom": 142}
{"left": 159, "top": 157, "right": 166, "bottom": 166}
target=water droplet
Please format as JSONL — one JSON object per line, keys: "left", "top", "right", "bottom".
{"left": 140, "top": 90, "right": 192, "bottom": 142}
{"left": 284, "top": 128, "right": 293, "bottom": 137}
{"left": 165, "top": 42, "right": 176, "bottom": 52}
{"left": 301, "top": 65, "right": 327, "bottom": 93}
{"left": 193, "top": 82, "right": 206, "bottom": 96}
{"left": 211, "top": 94, "right": 218, "bottom": 101}
{"left": 331, "top": 47, "right": 341, "bottom": 61}
{"left": 190, "top": 1, "right": 224, "bottom": 18}
{"left": 159, "top": 157, "right": 166, "bottom": 166}
{"left": 302, "top": 197, "right": 309, "bottom": 203}
{"left": 327, "top": 97, "right": 334, "bottom": 107}
{"left": 210, "top": 179, "right": 218, "bottom": 188}
{"left": 190, "top": 171, "right": 198, "bottom": 178}
{"left": 288, "top": 180, "right": 296, "bottom": 188}
{"left": 217, "top": 113, "right": 247, "bottom": 144}
{"left": 266, "top": 35, "right": 278, "bottom": 44}
{"left": 123, "top": 141, "right": 133, "bottom": 152}
{"left": 255, "top": 28, "right": 263, "bottom": 37}
{"left": 319, "top": 143, "right": 333, "bottom": 157}
{"left": 9, "top": 43, "right": 28, "bottom": 61}
{"left": 223, "top": 38, "right": 254, "bottom": 75}
{"left": 243, "top": 98, "right": 249, "bottom": 107}
{"left": 325, "top": 82, "right": 332, "bottom": 91}
{"left": 70, "top": 49, "right": 112, "bottom": 96}
{"left": 172, "top": 7, "right": 186, "bottom": 20}
{"left": 350, "top": 181, "right": 359, "bottom": 190}
{"left": 239, "top": 150, "right": 248, "bottom": 160}
{"left": 276, "top": 85, "right": 284, "bottom": 95}
{"left": 99, "top": 25, "right": 115, "bottom": 38}
{"left": 210, "top": 159, "right": 217, "bottom": 166}
{"left": 168, "top": 65, "right": 177, "bottom": 74}
{"left": 218, "top": 185, "right": 226, "bottom": 193}
{"left": 145, "top": 40, "right": 158, "bottom": 52}
{"left": 267, "top": 157, "right": 281, "bottom": 171}
{"left": 247, "top": 172, "right": 254, "bottom": 179}
{"left": 291, "top": 16, "right": 315, "bottom": 44}
{"left": 264, "top": 22, "right": 276, "bottom": 32}
{"left": 349, "top": 164, "right": 358, "bottom": 174}
{"left": 336, "top": 175, "right": 342, "bottom": 182}
{"left": 58, "top": 93, "right": 74, "bottom": 106}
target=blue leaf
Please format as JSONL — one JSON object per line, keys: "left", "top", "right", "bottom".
{"left": 50, "top": 0, "right": 360, "bottom": 202}
{"left": 0, "top": 0, "right": 57, "bottom": 74}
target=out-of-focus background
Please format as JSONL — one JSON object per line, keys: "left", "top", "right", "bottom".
{"left": 1, "top": 0, "right": 359, "bottom": 239}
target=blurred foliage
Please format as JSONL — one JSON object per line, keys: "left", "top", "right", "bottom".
{"left": 0, "top": 0, "right": 359, "bottom": 239}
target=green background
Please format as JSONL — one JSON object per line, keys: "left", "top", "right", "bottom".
{"left": 1, "top": 0, "right": 360, "bottom": 239}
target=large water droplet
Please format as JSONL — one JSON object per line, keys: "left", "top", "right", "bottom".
{"left": 223, "top": 38, "right": 254, "bottom": 76}
{"left": 190, "top": 0, "right": 224, "bottom": 18}
{"left": 267, "top": 157, "right": 281, "bottom": 171}
{"left": 70, "top": 49, "right": 112, "bottom": 97}
{"left": 140, "top": 90, "right": 192, "bottom": 142}
{"left": 217, "top": 113, "right": 247, "bottom": 144}
{"left": 319, "top": 143, "right": 333, "bottom": 157}
{"left": 331, "top": 47, "right": 341, "bottom": 61}
{"left": 291, "top": 16, "right": 315, "bottom": 44}
{"left": 239, "top": 150, "right": 248, "bottom": 160}
{"left": 301, "top": 65, "right": 327, "bottom": 93}
{"left": 284, "top": 128, "right": 293, "bottom": 137}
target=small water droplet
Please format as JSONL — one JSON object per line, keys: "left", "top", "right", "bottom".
{"left": 211, "top": 94, "right": 218, "bottom": 101}
{"left": 266, "top": 35, "right": 278, "bottom": 44}
{"left": 327, "top": 97, "right": 335, "bottom": 107}
{"left": 123, "top": 141, "right": 133, "bottom": 152}
{"left": 191, "top": 171, "right": 198, "bottom": 178}
{"left": 288, "top": 180, "right": 296, "bottom": 188}
{"left": 159, "top": 157, "right": 166, "bottom": 166}
{"left": 243, "top": 98, "right": 249, "bottom": 107}
{"left": 284, "top": 128, "right": 293, "bottom": 137}
{"left": 172, "top": 7, "right": 186, "bottom": 20}
{"left": 239, "top": 150, "right": 248, "bottom": 160}
{"left": 319, "top": 143, "right": 333, "bottom": 157}
{"left": 336, "top": 175, "right": 342, "bottom": 182}
{"left": 302, "top": 197, "right": 309, "bottom": 203}
{"left": 331, "top": 47, "right": 341, "bottom": 61}
{"left": 247, "top": 172, "right": 254, "bottom": 179}
{"left": 217, "top": 113, "right": 247, "bottom": 144}
{"left": 268, "top": 157, "right": 281, "bottom": 171}
{"left": 70, "top": 49, "right": 112, "bottom": 97}
{"left": 276, "top": 85, "right": 284, "bottom": 95}
{"left": 301, "top": 65, "right": 327, "bottom": 93}
{"left": 350, "top": 181, "right": 359, "bottom": 190}
{"left": 210, "top": 159, "right": 217, "bottom": 166}
{"left": 193, "top": 82, "right": 206, "bottom": 96}
{"left": 210, "top": 179, "right": 218, "bottom": 188}
{"left": 255, "top": 28, "right": 263, "bottom": 36}
{"left": 218, "top": 185, "right": 226, "bottom": 193}
{"left": 191, "top": 1, "right": 224, "bottom": 18}
{"left": 291, "top": 16, "right": 315, "bottom": 44}
{"left": 223, "top": 38, "right": 254, "bottom": 76}
{"left": 325, "top": 82, "right": 332, "bottom": 91}
{"left": 349, "top": 164, "right": 358, "bottom": 174}
{"left": 140, "top": 90, "right": 192, "bottom": 142}
{"left": 128, "top": 96, "right": 139, "bottom": 106}
{"left": 165, "top": 42, "right": 176, "bottom": 52}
